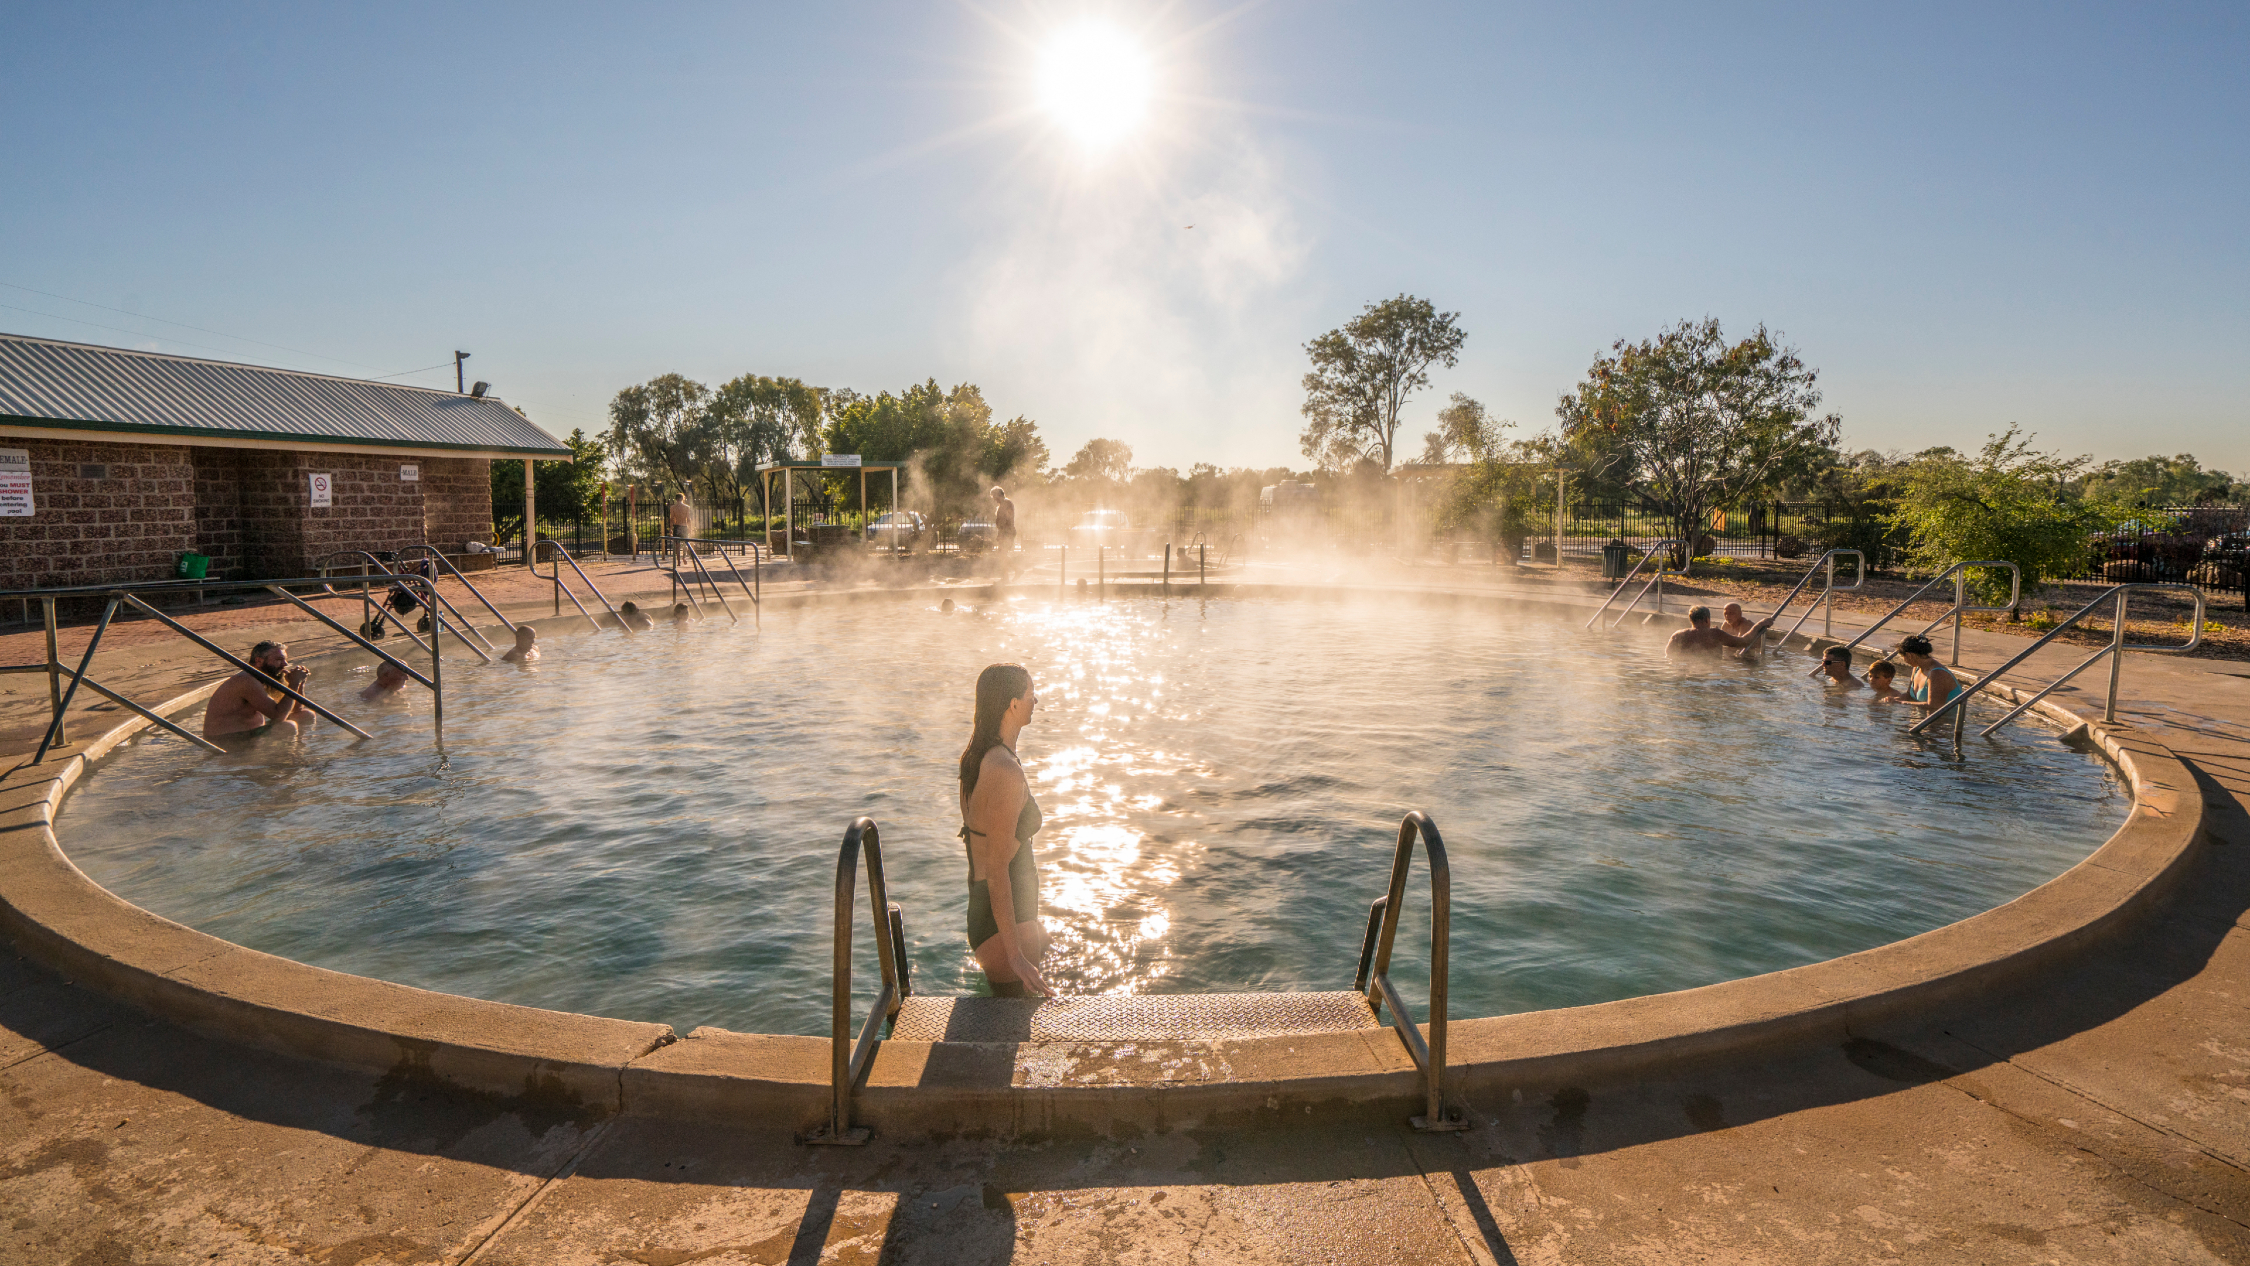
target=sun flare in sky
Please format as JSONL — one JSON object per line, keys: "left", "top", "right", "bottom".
{"left": 1035, "top": 22, "right": 1155, "bottom": 150}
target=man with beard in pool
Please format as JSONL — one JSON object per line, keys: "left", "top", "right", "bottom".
{"left": 203, "top": 641, "right": 312, "bottom": 742}
{"left": 1666, "top": 605, "right": 1775, "bottom": 660}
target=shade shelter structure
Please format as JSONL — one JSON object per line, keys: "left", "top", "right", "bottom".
{"left": 755, "top": 458, "right": 906, "bottom": 560}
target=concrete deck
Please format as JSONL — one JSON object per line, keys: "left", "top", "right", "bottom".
{"left": 4, "top": 573, "right": 2248, "bottom": 1262}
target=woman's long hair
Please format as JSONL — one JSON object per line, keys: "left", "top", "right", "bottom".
{"left": 960, "top": 663, "right": 1033, "bottom": 797}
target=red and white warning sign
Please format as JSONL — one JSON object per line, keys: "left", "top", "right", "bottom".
{"left": 0, "top": 448, "right": 32, "bottom": 517}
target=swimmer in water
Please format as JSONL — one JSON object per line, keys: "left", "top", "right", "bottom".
{"left": 1885, "top": 635, "right": 1961, "bottom": 712}
{"left": 1811, "top": 645, "right": 1863, "bottom": 690}
{"left": 1719, "top": 602, "right": 1766, "bottom": 659}
{"left": 203, "top": 641, "right": 311, "bottom": 741}
{"left": 1666, "top": 605, "right": 1775, "bottom": 660}
{"left": 358, "top": 660, "right": 412, "bottom": 701}
{"left": 941, "top": 598, "right": 956, "bottom": 613}
{"left": 600, "top": 601, "right": 654, "bottom": 632}
{"left": 501, "top": 625, "right": 540, "bottom": 663}
{"left": 1867, "top": 659, "right": 1906, "bottom": 703}
{"left": 671, "top": 602, "right": 696, "bottom": 624}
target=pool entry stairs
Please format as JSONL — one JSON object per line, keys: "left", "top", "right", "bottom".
{"left": 806, "top": 812, "right": 1463, "bottom": 1144}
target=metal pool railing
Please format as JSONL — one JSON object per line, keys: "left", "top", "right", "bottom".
{"left": 806, "top": 816, "right": 911, "bottom": 1146}
{"left": 1909, "top": 582, "right": 2206, "bottom": 739}
{"left": 312, "top": 550, "right": 496, "bottom": 663}
{"left": 1765, "top": 549, "right": 1866, "bottom": 645}
{"left": 1835, "top": 561, "right": 2023, "bottom": 666}
{"left": 1355, "top": 811, "right": 1465, "bottom": 1132}
{"left": 2, "top": 576, "right": 452, "bottom": 763}
{"left": 1585, "top": 540, "right": 1689, "bottom": 630}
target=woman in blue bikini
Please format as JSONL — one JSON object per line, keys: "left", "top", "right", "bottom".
{"left": 1878, "top": 634, "right": 1961, "bottom": 712}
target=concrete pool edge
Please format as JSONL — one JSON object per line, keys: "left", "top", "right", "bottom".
{"left": 0, "top": 582, "right": 2204, "bottom": 1137}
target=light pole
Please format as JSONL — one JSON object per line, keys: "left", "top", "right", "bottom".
{"left": 454, "top": 351, "right": 470, "bottom": 394}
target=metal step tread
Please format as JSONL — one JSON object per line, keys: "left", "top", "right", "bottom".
{"left": 888, "top": 990, "right": 1379, "bottom": 1044}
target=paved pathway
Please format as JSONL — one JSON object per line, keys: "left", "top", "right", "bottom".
{"left": 3, "top": 578, "right": 2248, "bottom": 1263}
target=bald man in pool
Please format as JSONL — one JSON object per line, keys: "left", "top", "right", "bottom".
{"left": 1666, "top": 605, "right": 1775, "bottom": 660}
{"left": 1719, "top": 602, "right": 1767, "bottom": 659}
{"left": 203, "top": 641, "right": 311, "bottom": 741}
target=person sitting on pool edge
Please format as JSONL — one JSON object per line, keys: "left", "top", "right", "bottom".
{"left": 1720, "top": 602, "right": 1766, "bottom": 659}
{"left": 501, "top": 625, "right": 540, "bottom": 663}
{"left": 1883, "top": 634, "right": 1961, "bottom": 710}
{"left": 1867, "top": 659, "right": 1906, "bottom": 702}
{"left": 959, "top": 662, "right": 1052, "bottom": 998}
{"left": 358, "top": 660, "right": 412, "bottom": 702}
{"left": 203, "top": 641, "right": 311, "bottom": 742}
{"left": 1665, "top": 605, "right": 1775, "bottom": 659}
{"left": 1811, "top": 645, "right": 1863, "bottom": 690}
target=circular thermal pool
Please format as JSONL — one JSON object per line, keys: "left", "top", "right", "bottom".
{"left": 59, "top": 592, "right": 2127, "bottom": 1037}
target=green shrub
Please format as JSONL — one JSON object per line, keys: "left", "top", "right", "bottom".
{"left": 1887, "top": 429, "right": 2129, "bottom": 603}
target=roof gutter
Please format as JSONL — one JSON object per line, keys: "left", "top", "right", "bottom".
{"left": 0, "top": 415, "right": 572, "bottom": 461}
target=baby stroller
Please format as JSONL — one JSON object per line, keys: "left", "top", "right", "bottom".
{"left": 359, "top": 560, "right": 436, "bottom": 638}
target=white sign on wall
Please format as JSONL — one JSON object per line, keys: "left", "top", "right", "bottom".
{"left": 308, "top": 472, "right": 333, "bottom": 509}
{"left": 0, "top": 448, "right": 32, "bottom": 517}
{"left": 400, "top": 464, "right": 419, "bottom": 482}
{"left": 821, "top": 453, "right": 862, "bottom": 467}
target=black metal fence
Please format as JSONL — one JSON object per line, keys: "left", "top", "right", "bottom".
{"left": 2053, "top": 504, "right": 2247, "bottom": 599}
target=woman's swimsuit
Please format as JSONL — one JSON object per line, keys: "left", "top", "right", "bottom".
{"left": 964, "top": 792, "right": 1042, "bottom": 950}
{"left": 1910, "top": 676, "right": 1963, "bottom": 704}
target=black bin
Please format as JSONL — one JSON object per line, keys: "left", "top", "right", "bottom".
{"left": 1602, "top": 541, "right": 1631, "bottom": 579}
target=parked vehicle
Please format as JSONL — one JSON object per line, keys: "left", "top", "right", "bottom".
{"left": 957, "top": 519, "right": 998, "bottom": 553}
{"left": 1069, "top": 509, "right": 1134, "bottom": 549}
{"left": 865, "top": 511, "right": 927, "bottom": 550}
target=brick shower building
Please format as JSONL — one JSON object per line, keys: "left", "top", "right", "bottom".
{"left": 0, "top": 333, "right": 570, "bottom": 588}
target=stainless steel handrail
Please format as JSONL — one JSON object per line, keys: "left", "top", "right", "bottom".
{"left": 17, "top": 574, "right": 462, "bottom": 763}
{"left": 1767, "top": 549, "right": 1866, "bottom": 645}
{"left": 1836, "top": 561, "right": 2021, "bottom": 666}
{"left": 677, "top": 542, "right": 739, "bottom": 624}
{"left": 313, "top": 550, "right": 494, "bottom": 662}
{"left": 530, "top": 540, "right": 602, "bottom": 627}
{"left": 534, "top": 540, "right": 632, "bottom": 634}
{"left": 1355, "top": 811, "right": 1466, "bottom": 1132}
{"left": 805, "top": 816, "right": 912, "bottom": 1146}
{"left": 394, "top": 545, "right": 515, "bottom": 645}
{"left": 1908, "top": 582, "right": 2206, "bottom": 737}
{"left": 1583, "top": 540, "right": 1688, "bottom": 631}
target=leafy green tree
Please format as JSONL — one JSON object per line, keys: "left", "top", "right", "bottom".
{"left": 492, "top": 428, "right": 610, "bottom": 538}
{"left": 1300, "top": 295, "right": 1467, "bottom": 472}
{"left": 2080, "top": 453, "right": 2239, "bottom": 507}
{"left": 1888, "top": 428, "right": 2129, "bottom": 601}
{"left": 705, "top": 374, "right": 820, "bottom": 519}
{"left": 822, "top": 380, "right": 1048, "bottom": 521}
{"left": 1556, "top": 318, "right": 1839, "bottom": 571}
{"left": 1418, "top": 392, "right": 1512, "bottom": 464}
{"left": 1065, "top": 437, "right": 1134, "bottom": 485}
{"left": 606, "top": 374, "right": 709, "bottom": 497}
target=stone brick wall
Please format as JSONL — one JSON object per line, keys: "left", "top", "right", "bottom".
{"left": 237, "top": 452, "right": 431, "bottom": 577}
{"left": 0, "top": 437, "right": 197, "bottom": 589}
{"left": 419, "top": 456, "right": 493, "bottom": 552}
{"left": 1, "top": 439, "right": 498, "bottom": 588}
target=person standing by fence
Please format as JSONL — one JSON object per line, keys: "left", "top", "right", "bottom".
{"left": 667, "top": 491, "right": 693, "bottom": 568}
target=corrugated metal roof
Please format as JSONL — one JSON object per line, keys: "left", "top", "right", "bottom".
{"left": 0, "top": 332, "right": 571, "bottom": 458}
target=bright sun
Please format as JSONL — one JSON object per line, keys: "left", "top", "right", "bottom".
{"left": 1036, "top": 23, "right": 1153, "bottom": 149}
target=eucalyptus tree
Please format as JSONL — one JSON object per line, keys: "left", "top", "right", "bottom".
{"left": 1299, "top": 295, "right": 1467, "bottom": 473}
{"left": 606, "top": 373, "right": 710, "bottom": 498}
{"left": 706, "top": 374, "right": 822, "bottom": 518}
{"left": 1555, "top": 318, "right": 1839, "bottom": 570}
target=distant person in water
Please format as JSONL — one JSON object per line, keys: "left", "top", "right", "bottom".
{"left": 203, "top": 641, "right": 311, "bottom": 741}
{"left": 1885, "top": 635, "right": 1961, "bottom": 711}
{"left": 941, "top": 597, "right": 956, "bottom": 613}
{"left": 600, "top": 602, "right": 654, "bottom": 631}
{"left": 960, "top": 663, "right": 1051, "bottom": 998}
{"left": 1812, "top": 645, "right": 1863, "bottom": 690}
{"left": 358, "top": 660, "right": 412, "bottom": 702}
{"left": 501, "top": 625, "right": 540, "bottom": 663}
{"left": 1666, "top": 605, "right": 1775, "bottom": 660}
{"left": 671, "top": 602, "right": 696, "bottom": 624}
{"left": 1720, "top": 602, "right": 1766, "bottom": 659}
{"left": 1867, "top": 660, "right": 1906, "bottom": 703}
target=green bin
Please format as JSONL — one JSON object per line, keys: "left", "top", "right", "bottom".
{"left": 175, "top": 551, "right": 211, "bottom": 580}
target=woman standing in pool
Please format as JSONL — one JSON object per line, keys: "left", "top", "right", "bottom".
{"left": 1883, "top": 634, "right": 1962, "bottom": 711}
{"left": 959, "top": 663, "right": 1052, "bottom": 997}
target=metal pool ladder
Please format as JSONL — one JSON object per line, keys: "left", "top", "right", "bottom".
{"left": 804, "top": 811, "right": 1464, "bottom": 1145}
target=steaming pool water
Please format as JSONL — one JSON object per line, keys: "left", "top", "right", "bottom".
{"left": 60, "top": 592, "right": 2127, "bottom": 1037}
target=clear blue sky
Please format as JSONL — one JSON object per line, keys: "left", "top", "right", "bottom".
{"left": 4, "top": 2, "right": 2243, "bottom": 474}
